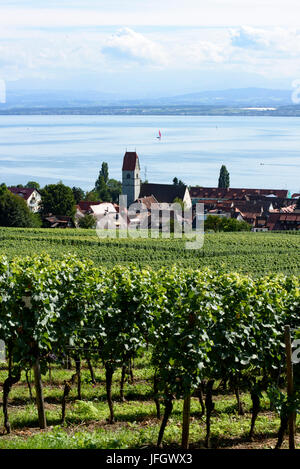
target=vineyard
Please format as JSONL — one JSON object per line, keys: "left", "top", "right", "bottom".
{"left": 0, "top": 255, "right": 299, "bottom": 449}
{"left": 0, "top": 227, "right": 300, "bottom": 275}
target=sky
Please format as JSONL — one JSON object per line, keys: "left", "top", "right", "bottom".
{"left": 1, "top": 1, "right": 300, "bottom": 97}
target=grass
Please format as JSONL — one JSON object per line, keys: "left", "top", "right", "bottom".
{"left": 0, "top": 358, "right": 299, "bottom": 450}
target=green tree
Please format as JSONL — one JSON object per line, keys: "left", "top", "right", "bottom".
{"left": 94, "top": 162, "right": 122, "bottom": 203}
{"left": 173, "top": 177, "right": 185, "bottom": 186}
{"left": 0, "top": 184, "right": 41, "bottom": 227}
{"left": 218, "top": 165, "right": 230, "bottom": 188}
{"left": 41, "top": 183, "right": 76, "bottom": 217}
{"left": 72, "top": 187, "right": 85, "bottom": 204}
{"left": 107, "top": 179, "right": 122, "bottom": 204}
{"left": 78, "top": 213, "right": 96, "bottom": 229}
{"left": 100, "top": 162, "right": 109, "bottom": 184}
{"left": 173, "top": 197, "right": 185, "bottom": 210}
{"left": 84, "top": 190, "right": 100, "bottom": 202}
{"left": 95, "top": 162, "right": 111, "bottom": 202}
{"left": 25, "top": 181, "right": 40, "bottom": 190}
{"left": 95, "top": 175, "right": 111, "bottom": 202}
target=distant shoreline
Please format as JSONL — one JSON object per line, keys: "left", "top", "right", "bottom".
{"left": 1, "top": 105, "right": 300, "bottom": 117}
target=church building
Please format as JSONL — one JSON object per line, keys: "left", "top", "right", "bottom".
{"left": 122, "top": 152, "right": 141, "bottom": 207}
{"left": 122, "top": 151, "right": 192, "bottom": 208}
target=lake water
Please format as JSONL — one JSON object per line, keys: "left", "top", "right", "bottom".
{"left": 0, "top": 115, "right": 299, "bottom": 194}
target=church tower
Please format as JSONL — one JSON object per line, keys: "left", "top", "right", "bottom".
{"left": 122, "top": 151, "right": 141, "bottom": 207}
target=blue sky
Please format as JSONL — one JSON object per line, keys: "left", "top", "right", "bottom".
{"left": 1, "top": 1, "right": 300, "bottom": 97}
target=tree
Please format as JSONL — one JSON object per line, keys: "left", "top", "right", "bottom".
{"left": 26, "top": 181, "right": 40, "bottom": 190}
{"left": 100, "top": 162, "right": 109, "bottom": 184}
{"left": 94, "top": 162, "right": 122, "bottom": 203}
{"left": 0, "top": 184, "right": 41, "bottom": 227}
{"left": 84, "top": 190, "right": 100, "bottom": 202}
{"left": 218, "top": 165, "right": 230, "bottom": 189}
{"left": 95, "top": 162, "right": 111, "bottom": 202}
{"left": 173, "top": 177, "right": 185, "bottom": 186}
{"left": 173, "top": 197, "right": 186, "bottom": 210}
{"left": 41, "top": 183, "right": 76, "bottom": 217}
{"left": 95, "top": 175, "right": 111, "bottom": 202}
{"left": 78, "top": 214, "right": 96, "bottom": 229}
{"left": 107, "top": 179, "right": 122, "bottom": 204}
{"left": 72, "top": 187, "right": 85, "bottom": 204}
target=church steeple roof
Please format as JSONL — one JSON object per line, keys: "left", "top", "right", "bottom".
{"left": 122, "top": 152, "right": 139, "bottom": 171}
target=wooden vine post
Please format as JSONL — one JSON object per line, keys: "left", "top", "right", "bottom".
{"left": 181, "top": 392, "right": 191, "bottom": 449}
{"left": 23, "top": 295, "right": 47, "bottom": 430}
{"left": 33, "top": 356, "right": 47, "bottom": 429}
{"left": 284, "top": 325, "right": 295, "bottom": 450}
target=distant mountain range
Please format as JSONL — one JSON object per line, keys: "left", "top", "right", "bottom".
{"left": 1, "top": 87, "right": 295, "bottom": 109}
{"left": 148, "top": 88, "right": 293, "bottom": 106}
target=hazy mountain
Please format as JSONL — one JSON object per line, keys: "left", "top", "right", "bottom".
{"left": 1, "top": 87, "right": 294, "bottom": 109}
{"left": 3, "top": 89, "right": 123, "bottom": 109}
{"left": 146, "top": 88, "right": 293, "bottom": 106}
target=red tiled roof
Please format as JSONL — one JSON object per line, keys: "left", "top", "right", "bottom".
{"left": 122, "top": 152, "right": 139, "bottom": 171}
{"left": 8, "top": 187, "right": 38, "bottom": 200}
{"left": 279, "top": 214, "right": 300, "bottom": 221}
{"left": 190, "top": 187, "right": 289, "bottom": 199}
{"left": 78, "top": 201, "right": 101, "bottom": 212}
{"left": 136, "top": 195, "right": 158, "bottom": 210}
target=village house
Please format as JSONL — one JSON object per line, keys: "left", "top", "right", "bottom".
{"left": 75, "top": 200, "right": 125, "bottom": 229}
{"left": 44, "top": 215, "right": 75, "bottom": 229}
{"left": 189, "top": 187, "right": 290, "bottom": 204}
{"left": 189, "top": 185, "right": 300, "bottom": 231}
{"left": 8, "top": 187, "right": 42, "bottom": 213}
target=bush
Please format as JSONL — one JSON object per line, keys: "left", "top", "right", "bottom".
{"left": 204, "top": 215, "right": 251, "bottom": 232}
{"left": 78, "top": 214, "right": 96, "bottom": 229}
{"left": 0, "top": 185, "right": 41, "bottom": 228}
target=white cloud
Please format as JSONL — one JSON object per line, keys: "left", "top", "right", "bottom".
{"left": 230, "top": 26, "right": 300, "bottom": 56}
{"left": 1, "top": 19, "right": 300, "bottom": 91}
{"left": 184, "top": 41, "right": 228, "bottom": 64}
{"left": 230, "top": 27, "right": 271, "bottom": 49}
{"left": 102, "top": 28, "right": 168, "bottom": 66}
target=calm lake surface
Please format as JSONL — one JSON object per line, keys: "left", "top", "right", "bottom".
{"left": 0, "top": 115, "right": 299, "bottom": 193}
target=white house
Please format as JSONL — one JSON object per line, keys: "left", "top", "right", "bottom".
{"left": 75, "top": 201, "right": 124, "bottom": 229}
{"left": 8, "top": 187, "right": 42, "bottom": 213}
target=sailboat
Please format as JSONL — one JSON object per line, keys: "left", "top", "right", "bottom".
{"left": 156, "top": 130, "right": 162, "bottom": 139}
